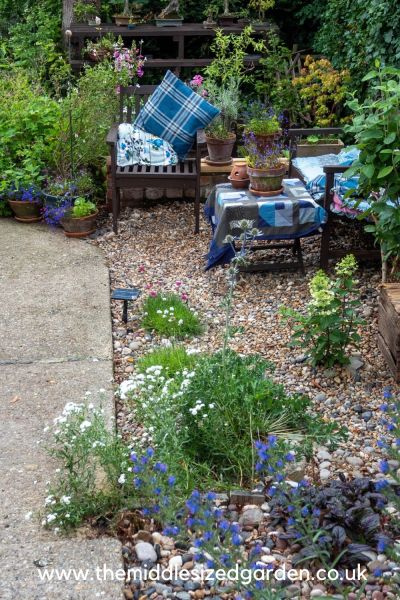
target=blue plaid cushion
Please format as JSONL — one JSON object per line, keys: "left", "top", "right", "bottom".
{"left": 134, "top": 70, "right": 219, "bottom": 160}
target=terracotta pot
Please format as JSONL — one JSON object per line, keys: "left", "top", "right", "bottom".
{"left": 252, "top": 130, "right": 282, "bottom": 153}
{"left": 218, "top": 15, "right": 236, "bottom": 26}
{"left": 113, "top": 14, "right": 130, "bottom": 25}
{"left": 247, "top": 164, "right": 286, "bottom": 194}
{"left": 206, "top": 133, "right": 236, "bottom": 165}
{"left": 8, "top": 199, "right": 42, "bottom": 223}
{"left": 230, "top": 162, "right": 248, "bottom": 181}
{"left": 60, "top": 210, "right": 98, "bottom": 238}
{"left": 228, "top": 176, "right": 249, "bottom": 190}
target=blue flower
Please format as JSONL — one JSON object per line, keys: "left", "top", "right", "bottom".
{"left": 154, "top": 462, "right": 168, "bottom": 473}
{"left": 379, "top": 460, "right": 390, "bottom": 474}
{"left": 232, "top": 533, "right": 242, "bottom": 546}
{"left": 375, "top": 479, "right": 389, "bottom": 491}
{"left": 133, "top": 477, "right": 143, "bottom": 488}
{"left": 168, "top": 475, "right": 176, "bottom": 486}
{"left": 146, "top": 448, "right": 155, "bottom": 457}
{"left": 377, "top": 538, "right": 387, "bottom": 552}
{"left": 383, "top": 388, "right": 392, "bottom": 399}
{"left": 300, "top": 506, "right": 309, "bottom": 517}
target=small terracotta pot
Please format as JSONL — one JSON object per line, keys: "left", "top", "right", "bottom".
{"left": 247, "top": 164, "right": 286, "bottom": 194}
{"left": 8, "top": 199, "right": 42, "bottom": 223}
{"left": 228, "top": 176, "right": 249, "bottom": 190}
{"left": 206, "top": 133, "right": 236, "bottom": 164}
{"left": 230, "top": 162, "right": 248, "bottom": 181}
{"left": 60, "top": 210, "right": 98, "bottom": 238}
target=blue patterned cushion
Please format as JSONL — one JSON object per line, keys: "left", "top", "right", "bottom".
{"left": 134, "top": 70, "right": 219, "bottom": 160}
{"left": 117, "top": 124, "right": 178, "bottom": 167}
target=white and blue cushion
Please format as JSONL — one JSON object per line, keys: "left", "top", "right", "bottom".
{"left": 117, "top": 124, "right": 178, "bottom": 167}
{"left": 292, "top": 148, "right": 360, "bottom": 200}
{"left": 134, "top": 70, "right": 219, "bottom": 160}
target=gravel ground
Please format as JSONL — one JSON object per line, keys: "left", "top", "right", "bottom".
{"left": 90, "top": 201, "right": 398, "bottom": 482}
{"left": 89, "top": 201, "right": 399, "bottom": 599}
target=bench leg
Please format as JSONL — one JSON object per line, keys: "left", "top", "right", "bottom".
{"left": 112, "top": 186, "right": 121, "bottom": 234}
{"left": 194, "top": 182, "right": 200, "bottom": 234}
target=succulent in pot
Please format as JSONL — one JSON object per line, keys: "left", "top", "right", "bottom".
{"left": 244, "top": 130, "right": 286, "bottom": 197}
{"left": 60, "top": 197, "right": 98, "bottom": 238}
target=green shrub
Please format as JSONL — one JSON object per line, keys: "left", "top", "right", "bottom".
{"left": 0, "top": 69, "right": 60, "bottom": 171}
{"left": 50, "top": 62, "right": 126, "bottom": 177}
{"left": 137, "top": 345, "right": 198, "bottom": 377}
{"left": 142, "top": 293, "right": 203, "bottom": 339}
{"left": 280, "top": 255, "right": 363, "bottom": 367}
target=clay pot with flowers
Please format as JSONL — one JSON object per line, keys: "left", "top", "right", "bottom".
{"left": 3, "top": 165, "right": 43, "bottom": 222}
{"left": 243, "top": 101, "right": 283, "bottom": 154}
{"left": 244, "top": 131, "right": 286, "bottom": 197}
{"left": 85, "top": 33, "right": 115, "bottom": 62}
{"left": 194, "top": 78, "right": 239, "bottom": 166}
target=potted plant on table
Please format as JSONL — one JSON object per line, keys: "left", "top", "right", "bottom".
{"left": 243, "top": 102, "right": 282, "bottom": 154}
{"left": 244, "top": 130, "right": 286, "bottom": 197}
{"left": 203, "top": 79, "right": 239, "bottom": 165}
{"left": 60, "top": 197, "right": 98, "bottom": 238}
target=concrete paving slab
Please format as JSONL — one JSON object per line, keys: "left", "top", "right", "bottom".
{"left": 0, "top": 538, "right": 124, "bottom": 600}
{"left": 0, "top": 221, "right": 112, "bottom": 362}
{"left": 0, "top": 220, "right": 122, "bottom": 599}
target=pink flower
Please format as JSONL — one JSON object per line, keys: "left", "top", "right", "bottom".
{"left": 149, "top": 290, "right": 157, "bottom": 297}
{"left": 181, "top": 292, "right": 188, "bottom": 302}
{"left": 145, "top": 283, "right": 151, "bottom": 289}
{"left": 138, "top": 265, "right": 145, "bottom": 273}
{"left": 191, "top": 74, "right": 204, "bottom": 87}
{"left": 175, "top": 280, "right": 182, "bottom": 287}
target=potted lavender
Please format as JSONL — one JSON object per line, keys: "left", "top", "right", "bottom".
{"left": 244, "top": 130, "right": 286, "bottom": 197}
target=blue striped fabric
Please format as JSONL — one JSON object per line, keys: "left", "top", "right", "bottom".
{"left": 134, "top": 70, "right": 220, "bottom": 160}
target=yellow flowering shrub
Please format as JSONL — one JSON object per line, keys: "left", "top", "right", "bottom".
{"left": 292, "top": 55, "right": 351, "bottom": 127}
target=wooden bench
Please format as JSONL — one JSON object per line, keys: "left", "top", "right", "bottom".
{"left": 106, "top": 84, "right": 206, "bottom": 234}
{"left": 288, "top": 127, "right": 380, "bottom": 269}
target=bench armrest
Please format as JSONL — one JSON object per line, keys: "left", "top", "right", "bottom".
{"left": 323, "top": 164, "right": 348, "bottom": 174}
{"left": 106, "top": 124, "right": 119, "bottom": 146}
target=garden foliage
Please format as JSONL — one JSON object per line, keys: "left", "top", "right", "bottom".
{"left": 281, "top": 255, "right": 363, "bottom": 367}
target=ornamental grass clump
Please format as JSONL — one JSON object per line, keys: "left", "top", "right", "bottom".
{"left": 136, "top": 345, "right": 198, "bottom": 377}
{"left": 141, "top": 293, "right": 202, "bottom": 339}
{"left": 280, "top": 255, "right": 363, "bottom": 367}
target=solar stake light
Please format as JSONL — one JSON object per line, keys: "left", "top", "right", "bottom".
{"left": 111, "top": 288, "right": 140, "bottom": 323}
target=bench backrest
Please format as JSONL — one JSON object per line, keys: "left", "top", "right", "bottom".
{"left": 119, "top": 85, "right": 157, "bottom": 124}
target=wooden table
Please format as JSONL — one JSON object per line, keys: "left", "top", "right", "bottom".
{"left": 69, "top": 22, "right": 272, "bottom": 74}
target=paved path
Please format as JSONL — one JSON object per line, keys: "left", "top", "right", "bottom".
{"left": 0, "top": 221, "right": 123, "bottom": 599}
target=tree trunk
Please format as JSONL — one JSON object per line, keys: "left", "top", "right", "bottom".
{"left": 62, "top": 0, "right": 75, "bottom": 32}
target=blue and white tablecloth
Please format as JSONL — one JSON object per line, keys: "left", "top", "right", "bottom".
{"left": 205, "top": 179, "right": 327, "bottom": 269}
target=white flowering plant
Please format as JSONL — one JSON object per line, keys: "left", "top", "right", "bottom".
{"left": 120, "top": 351, "right": 343, "bottom": 490}
{"left": 280, "top": 254, "right": 363, "bottom": 367}
{"left": 141, "top": 292, "right": 203, "bottom": 339}
{"left": 42, "top": 399, "right": 133, "bottom": 531}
